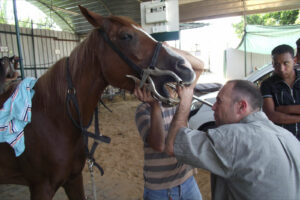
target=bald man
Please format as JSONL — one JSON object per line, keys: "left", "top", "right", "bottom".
{"left": 166, "top": 80, "right": 300, "bottom": 200}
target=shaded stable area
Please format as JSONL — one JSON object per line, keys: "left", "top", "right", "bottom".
{"left": 1, "top": 1, "right": 300, "bottom": 200}
{"left": 0, "top": 96, "right": 212, "bottom": 200}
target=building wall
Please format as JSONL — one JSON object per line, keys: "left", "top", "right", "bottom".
{"left": 225, "top": 48, "right": 271, "bottom": 80}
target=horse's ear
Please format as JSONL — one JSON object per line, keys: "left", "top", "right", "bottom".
{"left": 79, "top": 5, "right": 104, "bottom": 27}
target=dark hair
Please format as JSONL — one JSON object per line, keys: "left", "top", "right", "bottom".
{"left": 271, "top": 44, "right": 294, "bottom": 58}
{"left": 228, "top": 80, "right": 262, "bottom": 111}
{"left": 296, "top": 38, "right": 300, "bottom": 48}
{"left": 297, "top": 38, "right": 300, "bottom": 56}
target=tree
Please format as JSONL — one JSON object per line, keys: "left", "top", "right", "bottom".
{"left": 0, "top": 0, "right": 8, "bottom": 24}
{"left": 0, "top": 1, "right": 60, "bottom": 30}
{"left": 234, "top": 10, "right": 300, "bottom": 38}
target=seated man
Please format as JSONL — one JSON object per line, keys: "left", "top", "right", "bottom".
{"left": 166, "top": 80, "right": 300, "bottom": 200}
{"left": 260, "top": 44, "right": 300, "bottom": 140}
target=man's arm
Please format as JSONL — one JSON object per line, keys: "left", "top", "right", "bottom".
{"left": 276, "top": 104, "right": 300, "bottom": 115}
{"left": 165, "top": 85, "right": 194, "bottom": 156}
{"left": 263, "top": 98, "right": 300, "bottom": 124}
{"left": 134, "top": 85, "right": 165, "bottom": 152}
{"left": 147, "top": 101, "right": 166, "bottom": 152}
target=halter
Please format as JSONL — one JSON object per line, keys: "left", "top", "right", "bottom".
{"left": 98, "top": 28, "right": 186, "bottom": 105}
{"left": 65, "top": 57, "right": 110, "bottom": 175}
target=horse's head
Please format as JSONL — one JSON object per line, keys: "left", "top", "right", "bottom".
{"left": 0, "top": 56, "right": 17, "bottom": 79}
{"left": 79, "top": 6, "right": 195, "bottom": 105}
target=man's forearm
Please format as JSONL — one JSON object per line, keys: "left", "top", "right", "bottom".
{"left": 276, "top": 105, "right": 300, "bottom": 115}
{"left": 266, "top": 110, "right": 300, "bottom": 124}
{"left": 165, "top": 98, "right": 191, "bottom": 156}
{"left": 147, "top": 102, "right": 165, "bottom": 152}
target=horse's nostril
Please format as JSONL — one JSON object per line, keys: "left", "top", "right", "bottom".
{"left": 177, "top": 59, "right": 186, "bottom": 66}
{"left": 175, "top": 59, "right": 195, "bottom": 83}
{"left": 176, "top": 59, "right": 190, "bottom": 71}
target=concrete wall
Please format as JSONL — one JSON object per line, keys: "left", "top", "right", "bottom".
{"left": 225, "top": 48, "right": 271, "bottom": 80}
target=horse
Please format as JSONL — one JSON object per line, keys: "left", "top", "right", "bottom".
{"left": 0, "top": 56, "right": 20, "bottom": 94}
{"left": 167, "top": 45, "right": 204, "bottom": 86}
{"left": 0, "top": 5, "right": 196, "bottom": 200}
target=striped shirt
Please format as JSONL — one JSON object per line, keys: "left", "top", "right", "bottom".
{"left": 135, "top": 102, "right": 194, "bottom": 190}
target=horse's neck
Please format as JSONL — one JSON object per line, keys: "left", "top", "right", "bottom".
{"left": 36, "top": 36, "right": 108, "bottom": 125}
{"left": 44, "top": 56, "right": 107, "bottom": 123}
{"left": 71, "top": 58, "right": 108, "bottom": 125}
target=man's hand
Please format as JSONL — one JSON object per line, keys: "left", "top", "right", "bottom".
{"left": 133, "top": 84, "right": 157, "bottom": 105}
{"left": 177, "top": 84, "right": 194, "bottom": 110}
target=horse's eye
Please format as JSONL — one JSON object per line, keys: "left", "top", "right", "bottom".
{"left": 119, "top": 33, "right": 132, "bottom": 41}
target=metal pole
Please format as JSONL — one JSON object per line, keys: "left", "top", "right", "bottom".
{"left": 13, "top": 0, "right": 25, "bottom": 79}
{"left": 31, "top": 20, "right": 37, "bottom": 78}
{"left": 243, "top": 0, "right": 247, "bottom": 77}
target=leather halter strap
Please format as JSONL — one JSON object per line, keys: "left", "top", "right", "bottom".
{"left": 65, "top": 57, "right": 110, "bottom": 175}
{"left": 98, "top": 28, "right": 162, "bottom": 84}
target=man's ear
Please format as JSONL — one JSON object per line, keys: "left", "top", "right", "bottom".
{"left": 237, "top": 99, "right": 247, "bottom": 114}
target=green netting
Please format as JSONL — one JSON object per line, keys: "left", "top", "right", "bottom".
{"left": 237, "top": 24, "right": 300, "bottom": 55}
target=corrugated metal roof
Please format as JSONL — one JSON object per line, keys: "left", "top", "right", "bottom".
{"left": 24, "top": 0, "right": 300, "bottom": 35}
{"left": 26, "top": 0, "right": 142, "bottom": 35}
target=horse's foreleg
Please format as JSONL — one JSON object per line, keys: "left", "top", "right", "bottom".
{"left": 63, "top": 173, "right": 86, "bottom": 200}
{"left": 29, "top": 182, "right": 55, "bottom": 200}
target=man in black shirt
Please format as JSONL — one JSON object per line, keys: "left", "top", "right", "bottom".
{"left": 260, "top": 44, "right": 300, "bottom": 140}
{"left": 296, "top": 38, "right": 300, "bottom": 65}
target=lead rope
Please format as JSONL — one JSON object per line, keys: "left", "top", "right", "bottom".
{"left": 88, "top": 159, "right": 97, "bottom": 200}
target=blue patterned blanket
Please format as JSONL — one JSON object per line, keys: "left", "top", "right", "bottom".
{"left": 0, "top": 77, "right": 37, "bottom": 156}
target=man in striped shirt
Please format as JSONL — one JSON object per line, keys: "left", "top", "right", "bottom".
{"left": 134, "top": 84, "right": 202, "bottom": 200}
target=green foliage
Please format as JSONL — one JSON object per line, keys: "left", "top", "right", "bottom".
{"left": 19, "top": 18, "right": 32, "bottom": 28}
{"left": 0, "top": 0, "right": 8, "bottom": 24}
{"left": 234, "top": 10, "right": 300, "bottom": 38}
{"left": 0, "top": 0, "right": 58, "bottom": 30}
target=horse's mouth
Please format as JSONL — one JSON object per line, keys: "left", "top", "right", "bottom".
{"left": 161, "top": 82, "right": 180, "bottom": 107}
{"left": 126, "top": 75, "right": 189, "bottom": 106}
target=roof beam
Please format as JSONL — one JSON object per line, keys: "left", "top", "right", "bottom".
{"left": 96, "top": 0, "right": 112, "bottom": 15}
{"left": 34, "top": 0, "right": 75, "bottom": 32}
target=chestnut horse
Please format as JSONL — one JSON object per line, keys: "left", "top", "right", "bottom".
{"left": 0, "top": 6, "right": 196, "bottom": 200}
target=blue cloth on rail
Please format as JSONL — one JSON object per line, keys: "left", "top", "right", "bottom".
{"left": 0, "top": 77, "right": 37, "bottom": 157}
